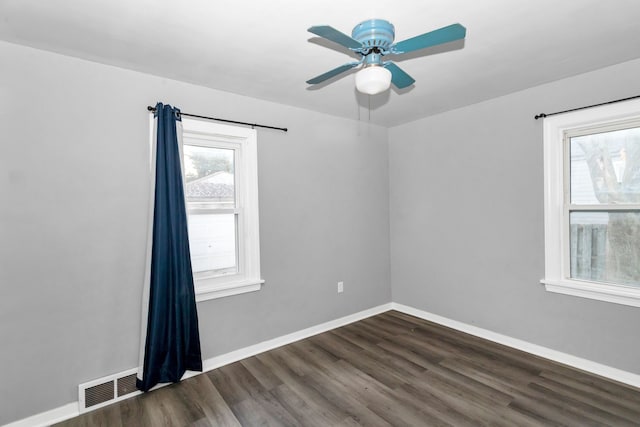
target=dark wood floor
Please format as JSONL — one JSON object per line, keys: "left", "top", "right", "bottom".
{"left": 56, "top": 311, "right": 640, "bottom": 426}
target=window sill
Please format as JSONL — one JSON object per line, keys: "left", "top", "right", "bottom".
{"left": 541, "top": 278, "right": 640, "bottom": 308}
{"left": 195, "top": 278, "right": 264, "bottom": 302}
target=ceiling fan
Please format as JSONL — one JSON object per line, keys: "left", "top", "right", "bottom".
{"left": 306, "top": 19, "right": 466, "bottom": 95}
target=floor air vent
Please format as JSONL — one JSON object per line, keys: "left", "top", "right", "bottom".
{"left": 117, "top": 373, "right": 138, "bottom": 397}
{"left": 84, "top": 381, "right": 114, "bottom": 408}
{"left": 79, "top": 369, "right": 141, "bottom": 412}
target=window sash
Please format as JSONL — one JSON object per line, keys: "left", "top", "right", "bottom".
{"left": 561, "top": 124, "right": 640, "bottom": 286}
{"left": 184, "top": 139, "right": 240, "bottom": 280}
{"left": 541, "top": 98, "right": 640, "bottom": 307}
{"left": 180, "top": 118, "right": 262, "bottom": 301}
{"left": 566, "top": 205, "right": 640, "bottom": 211}
{"left": 564, "top": 120, "right": 640, "bottom": 207}
{"left": 188, "top": 209, "right": 240, "bottom": 279}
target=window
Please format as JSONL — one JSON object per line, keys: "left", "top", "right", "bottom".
{"left": 181, "top": 117, "right": 262, "bottom": 301}
{"left": 542, "top": 99, "right": 640, "bottom": 307}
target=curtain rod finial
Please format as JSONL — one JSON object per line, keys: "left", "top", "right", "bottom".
{"left": 535, "top": 113, "right": 547, "bottom": 120}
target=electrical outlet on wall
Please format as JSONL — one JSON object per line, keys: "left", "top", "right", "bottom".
{"left": 337, "top": 281, "right": 344, "bottom": 293}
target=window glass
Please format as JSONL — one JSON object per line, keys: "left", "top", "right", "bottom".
{"left": 567, "top": 125, "right": 640, "bottom": 287}
{"left": 184, "top": 144, "right": 238, "bottom": 277}
{"left": 187, "top": 213, "right": 237, "bottom": 275}
{"left": 569, "top": 211, "right": 640, "bottom": 286}
{"left": 570, "top": 127, "right": 640, "bottom": 205}
{"left": 184, "top": 145, "right": 235, "bottom": 207}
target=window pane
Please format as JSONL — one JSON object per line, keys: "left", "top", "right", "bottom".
{"left": 188, "top": 213, "right": 237, "bottom": 275}
{"left": 570, "top": 211, "right": 640, "bottom": 287}
{"left": 570, "top": 127, "right": 640, "bottom": 204}
{"left": 184, "top": 145, "right": 235, "bottom": 208}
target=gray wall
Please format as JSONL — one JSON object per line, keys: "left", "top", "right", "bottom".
{"left": 4, "top": 37, "right": 640, "bottom": 425}
{"left": 389, "top": 57, "right": 640, "bottom": 374}
{"left": 0, "top": 41, "right": 391, "bottom": 424}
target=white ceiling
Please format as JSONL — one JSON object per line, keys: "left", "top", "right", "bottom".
{"left": 2, "top": 0, "right": 640, "bottom": 127}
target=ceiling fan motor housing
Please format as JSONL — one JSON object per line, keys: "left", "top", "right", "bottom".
{"left": 351, "top": 19, "right": 395, "bottom": 52}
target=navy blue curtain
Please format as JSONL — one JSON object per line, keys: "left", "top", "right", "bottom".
{"left": 137, "top": 103, "right": 202, "bottom": 392}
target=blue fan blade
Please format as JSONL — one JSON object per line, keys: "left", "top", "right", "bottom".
{"left": 384, "top": 62, "right": 415, "bottom": 89}
{"left": 308, "top": 25, "right": 362, "bottom": 50}
{"left": 391, "top": 23, "right": 466, "bottom": 54}
{"left": 307, "top": 62, "right": 360, "bottom": 85}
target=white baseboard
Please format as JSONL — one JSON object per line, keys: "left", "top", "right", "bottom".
{"left": 390, "top": 302, "right": 640, "bottom": 389}
{"left": 8, "top": 300, "right": 639, "bottom": 426}
{"left": 4, "top": 303, "right": 392, "bottom": 427}
{"left": 191, "top": 302, "right": 393, "bottom": 376}
{"left": 3, "top": 403, "right": 79, "bottom": 427}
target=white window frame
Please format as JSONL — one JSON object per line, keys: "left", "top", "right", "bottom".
{"left": 541, "top": 98, "right": 640, "bottom": 307}
{"left": 181, "top": 117, "right": 263, "bottom": 302}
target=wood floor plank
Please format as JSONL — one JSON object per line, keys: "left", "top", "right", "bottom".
{"left": 331, "top": 324, "right": 386, "bottom": 351}
{"left": 269, "top": 383, "right": 347, "bottom": 427}
{"left": 410, "top": 325, "right": 543, "bottom": 377}
{"left": 312, "top": 357, "right": 441, "bottom": 427}
{"left": 308, "top": 330, "right": 366, "bottom": 359}
{"left": 391, "top": 383, "right": 480, "bottom": 427}
{"left": 324, "top": 364, "right": 451, "bottom": 427}
{"left": 530, "top": 374, "right": 640, "bottom": 423}
{"left": 206, "top": 361, "right": 267, "bottom": 407}
{"left": 298, "top": 369, "right": 395, "bottom": 427}
{"left": 270, "top": 345, "right": 318, "bottom": 377}
{"left": 540, "top": 367, "right": 640, "bottom": 405}
{"left": 330, "top": 327, "right": 427, "bottom": 377}
{"left": 54, "top": 311, "right": 640, "bottom": 427}
{"left": 254, "top": 350, "right": 305, "bottom": 386}
{"left": 231, "top": 390, "right": 299, "bottom": 427}
{"left": 309, "top": 333, "right": 410, "bottom": 390}
{"left": 256, "top": 346, "right": 352, "bottom": 423}
{"left": 508, "top": 398, "right": 594, "bottom": 427}
{"left": 117, "top": 395, "right": 147, "bottom": 427}
{"left": 135, "top": 385, "right": 197, "bottom": 427}
{"left": 288, "top": 338, "right": 341, "bottom": 369}
{"left": 162, "top": 382, "right": 211, "bottom": 425}
{"left": 375, "top": 338, "right": 442, "bottom": 369}
{"left": 176, "top": 374, "right": 241, "bottom": 427}
{"left": 57, "top": 402, "right": 124, "bottom": 427}
{"left": 427, "top": 359, "right": 515, "bottom": 406}
{"left": 334, "top": 416, "right": 365, "bottom": 427}
{"left": 508, "top": 392, "right": 612, "bottom": 427}
{"left": 410, "top": 368, "right": 516, "bottom": 426}
{"left": 240, "top": 356, "right": 284, "bottom": 391}
{"left": 379, "top": 327, "right": 456, "bottom": 361}
{"left": 439, "top": 355, "right": 536, "bottom": 391}
{"left": 341, "top": 321, "right": 390, "bottom": 345}
{"left": 352, "top": 318, "right": 407, "bottom": 342}
{"left": 527, "top": 382, "right": 638, "bottom": 427}
{"left": 539, "top": 368, "right": 640, "bottom": 414}
{"left": 359, "top": 315, "right": 417, "bottom": 337}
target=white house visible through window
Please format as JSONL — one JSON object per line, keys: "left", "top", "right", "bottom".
{"left": 181, "top": 117, "right": 262, "bottom": 301}
{"left": 542, "top": 99, "right": 640, "bottom": 307}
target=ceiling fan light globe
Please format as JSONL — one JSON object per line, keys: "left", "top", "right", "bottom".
{"left": 355, "top": 66, "right": 392, "bottom": 95}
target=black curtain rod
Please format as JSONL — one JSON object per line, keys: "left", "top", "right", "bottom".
{"left": 534, "top": 94, "right": 640, "bottom": 120}
{"left": 147, "top": 106, "right": 287, "bottom": 132}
